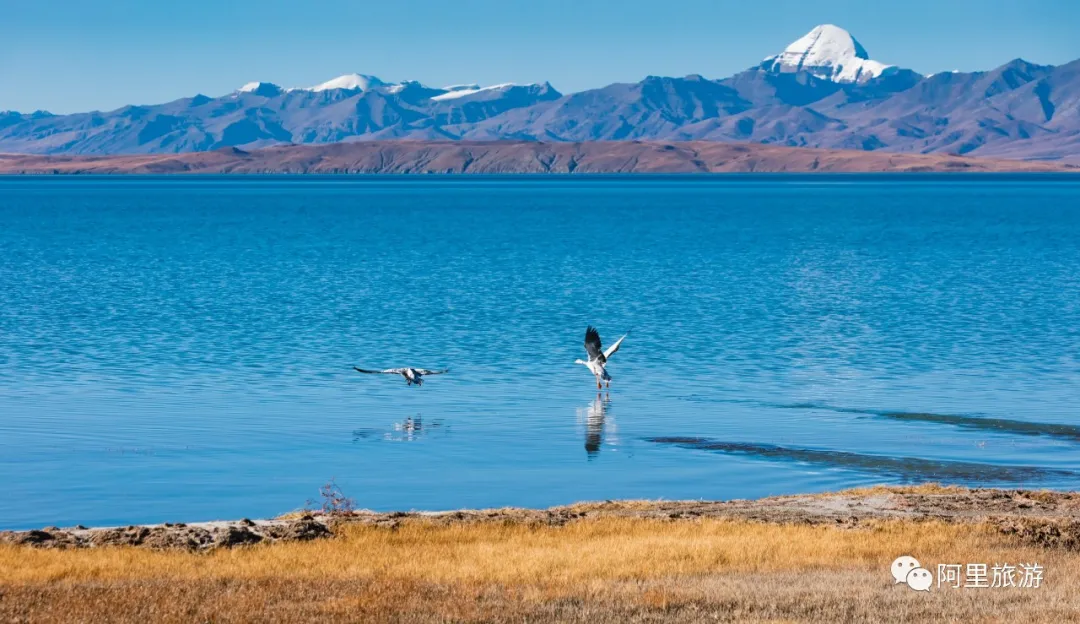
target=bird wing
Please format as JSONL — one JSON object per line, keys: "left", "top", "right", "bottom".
{"left": 584, "top": 326, "right": 605, "bottom": 362}
{"left": 415, "top": 368, "right": 449, "bottom": 376}
{"left": 603, "top": 330, "right": 630, "bottom": 360}
{"left": 354, "top": 367, "right": 406, "bottom": 374}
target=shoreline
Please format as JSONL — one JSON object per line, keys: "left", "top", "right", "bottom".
{"left": 4, "top": 485, "right": 1078, "bottom": 551}
{"left": 1, "top": 140, "right": 1076, "bottom": 174}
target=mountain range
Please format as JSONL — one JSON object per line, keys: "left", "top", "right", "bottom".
{"left": 3, "top": 24, "right": 1078, "bottom": 163}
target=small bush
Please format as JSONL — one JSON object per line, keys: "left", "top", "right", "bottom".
{"left": 305, "top": 478, "right": 356, "bottom": 516}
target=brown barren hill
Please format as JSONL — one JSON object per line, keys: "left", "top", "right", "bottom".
{"left": 0, "top": 141, "right": 1076, "bottom": 174}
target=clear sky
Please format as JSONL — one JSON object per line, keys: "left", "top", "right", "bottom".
{"left": 3, "top": 0, "right": 1078, "bottom": 114}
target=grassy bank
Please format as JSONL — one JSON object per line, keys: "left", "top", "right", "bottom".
{"left": 3, "top": 487, "right": 1079, "bottom": 622}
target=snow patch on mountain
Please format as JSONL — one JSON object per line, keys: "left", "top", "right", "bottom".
{"left": 430, "top": 83, "right": 520, "bottom": 101}
{"left": 761, "top": 24, "right": 904, "bottom": 83}
{"left": 307, "top": 73, "right": 386, "bottom": 92}
{"left": 232, "top": 78, "right": 550, "bottom": 100}
{"left": 236, "top": 82, "right": 283, "bottom": 97}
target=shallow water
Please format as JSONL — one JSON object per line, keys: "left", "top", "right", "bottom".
{"left": 2, "top": 175, "right": 1079, "bottom": 530}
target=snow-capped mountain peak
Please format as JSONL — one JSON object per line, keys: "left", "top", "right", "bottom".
{"left": 430, "top": 83, "right": 521, "bottom": 101}
{"left": 307, "top": 73, "right": 386, "bottom": 92}
{"left": 761, "top": 24, "right": 900, "bottom": 83}
{"left": 429, "top": 82, "right": 561, "bottom": 102}
{"left": 236, "top": 81, "right": 283, "bottom": 96}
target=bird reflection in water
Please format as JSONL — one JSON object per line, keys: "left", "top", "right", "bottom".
{"left": 352, "top": 414, "right": 447, "bottom": 443}
{"left": 578, "top": 393, "right": 616, "bottom": 459}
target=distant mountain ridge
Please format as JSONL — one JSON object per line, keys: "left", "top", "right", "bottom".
{"left": 2, "top": 25, "right": 1078, "bottom": 163}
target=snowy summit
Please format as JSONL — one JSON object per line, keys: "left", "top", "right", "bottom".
{"left": 234, "top": 74, "right": 388, "bottom": 95}
{"left": 229, "top": 77, "right": 560, "bottom": 101}
{"left": 236, "top": 81, "right": 283, "bottom": 97}
{"left": 761, "top": 24, "right": 899, "bottom": 83}
{"left": 428, "top": 83, "right": 555, "bottom": 101}
{"left": 307, "top": 73, "right": 386, "bottom": 92}
{"left": 430, "top": 83, "right": 520, "bottom": 101}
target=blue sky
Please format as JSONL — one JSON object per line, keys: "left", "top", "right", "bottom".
{"left": 3, "top": 0, "right": 1078, "bottom": 114}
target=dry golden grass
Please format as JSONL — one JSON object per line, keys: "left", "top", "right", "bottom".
{"left": 2, "top": 518, "right": 1076, "bottom": 623}
{"left": 815, "top": 483, "right": 973, "bottom": 497}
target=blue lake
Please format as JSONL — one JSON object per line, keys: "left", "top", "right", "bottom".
{"left": 2, "top": 175, "right": 1080, "bottom": 530}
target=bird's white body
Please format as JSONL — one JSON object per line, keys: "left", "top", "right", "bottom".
{"left": 576, "top": 326, "right": 628, "bottom": 389}
{"left": 581, "top": 359, "right": 611, "bottom": 382}
{"left": 400, "top": 368, "right": 424, "bottom": 385}
{"left": 353, "top": 366, "right": 449, "bottom": 386}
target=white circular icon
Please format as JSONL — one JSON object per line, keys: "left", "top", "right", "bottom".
{"left": 891, "top": 555, "right": 921, "bottom": 584}
{"left": 906, "top": 567, "right": 933, "bottom": 591}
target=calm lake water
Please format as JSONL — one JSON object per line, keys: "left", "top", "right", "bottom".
{"left": 2, "top": 175, "right": 1080, "bottom": 530}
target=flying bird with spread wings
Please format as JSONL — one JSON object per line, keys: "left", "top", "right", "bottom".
{"left": 574, "top": 326, "right": 629, "bottom": 389}
{"left": 353, "top": 367, "right": 449, "bottom": 387}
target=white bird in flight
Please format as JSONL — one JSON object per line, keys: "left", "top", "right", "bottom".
{"left": 353, "top": 367, "right": 449, "bottom": 387}
{"left": 575, "top": 326, "right": 629, "bottom": 389}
